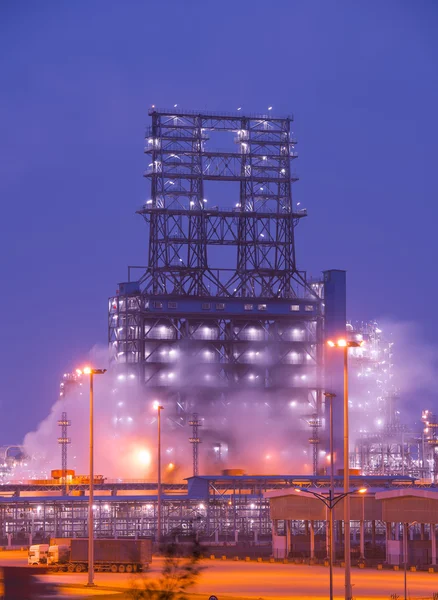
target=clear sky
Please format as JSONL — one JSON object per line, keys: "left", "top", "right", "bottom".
{"left": 0, "top": 0, "right": 437, "bottom": 442}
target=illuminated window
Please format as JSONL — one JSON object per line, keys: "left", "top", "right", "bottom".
{"left": 152, "top": 301, "right": 163, "bottom": 309}
{"left": 244, "top": 304, "right": 254, "bottom": 311}
{"left": 258, "top": 304, "right": 267, "bottom": 311}
{"left": 290, "top": 305, "right": 300, "bottom": 312}
{"left": 304, "top": 305, "right": 314, "bottom": 312}
{"left": 202, "top": 303, "right": 211, "bottom": 310}
{"left": 216, "top": 303, "right": 225, "bottom": 310}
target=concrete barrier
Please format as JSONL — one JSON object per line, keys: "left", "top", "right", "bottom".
{"left": 210, "top": 554, "right": 215, "bottom": 560}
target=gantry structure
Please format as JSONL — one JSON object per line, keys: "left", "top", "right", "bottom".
{"left": 108, "top": 107, "right": 349, "bottom": 473}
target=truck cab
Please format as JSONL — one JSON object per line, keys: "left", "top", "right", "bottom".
{"left": 48, "top": 544, "right": 70, "bottom": 565}
{"left": 28, "top": 544, "right": 49, "bottom": 565}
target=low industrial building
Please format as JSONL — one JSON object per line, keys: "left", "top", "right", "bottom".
{"left": 0, "top": 474, "right": 436, "bottom": 567}
{"left": 267, "top": 485, "right": 438, "bottom": 566}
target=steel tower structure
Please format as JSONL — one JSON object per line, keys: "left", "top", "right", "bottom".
{"left": 189, "top": 413, "right": 201, "bottom": 476}
{"left": 57, "top": 412, "right": 71, "bottom": 493}
{"left": 108, "top": 107, "right": 347, "bottom": 471}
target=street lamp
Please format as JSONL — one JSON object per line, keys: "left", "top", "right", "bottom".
{"left": 294, "top": 487, "right": 367, "bottom": 600}
{"left": 76, "top": 367, "right": 107, "bottom": 587}
{"left": 326, "top": 338, "right": 363, "bottom": 600}
{"left": 403, "top": 521, "right": 418, "bottom": 600}
{"left": 323, "top": 391, "right": 336, "bottom": 600}
{"left": 153, "top": 401, "right": 164, "bottom": 545}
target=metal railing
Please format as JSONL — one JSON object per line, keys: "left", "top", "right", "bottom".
{"left": 148, "top": 106, "right": 293, "bottom": 120}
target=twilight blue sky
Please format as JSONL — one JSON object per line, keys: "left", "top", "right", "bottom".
{"left": 0, "top": 1, "right": 437, "bottom": 442}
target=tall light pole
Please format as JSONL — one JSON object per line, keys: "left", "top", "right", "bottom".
{"left": 403, "top": 520, "right": 417, "bottom": 600}
{"left": 295, "top": 487, "right": 367, "bottom": 600}
{"left": 153, "top": 401, "right": 164, "bottom": 545}
{"left": 327, "top": 338, "right": 362, "bottom": 600}
{"left": 324, "top": 391, "right": 336, "bottom": 600}
{"left": 77, "top": 367, "right": 107, "bottom": 587}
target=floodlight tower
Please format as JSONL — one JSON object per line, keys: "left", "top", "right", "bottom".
{"left": 189, "top": 413, "right": 201, "bottom": 476}
{"left": 57, "top": 412, "right": 71, "bottom": 494}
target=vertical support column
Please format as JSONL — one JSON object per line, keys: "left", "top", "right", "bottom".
{"left": 360, "top": 520, "right": 365, "bottom": 560}
{"left": 385, "top": 522, "right": 391, "bottom": 563}
{"left": 372, "top": 520, "right": 376, "bottom": 546}
{"left": 323, "top": 270, "right": 347, "bottom": 472}
{"left": 286, "top": 520, "right": 291, "bottom": 557}
{"left": 310, "top": 520, "right": 315, "bottom": 560}
{"left": 421, "top": 523, "right": 425, "bottom": 541}
{"left": 431, "top": 524, "right": 436, "bottom": 565}
{"left": 395, "top": 523, "right": 400, "bottom": 541}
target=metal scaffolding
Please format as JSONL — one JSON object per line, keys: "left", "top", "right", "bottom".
{"left": 0, "top": 474, "right": 416, "bottom": 547}
{"left": 108, "top": 107, "right": 325, "bottom": 469}
{"left": 189, "top": 413, "right": 201, "bottom": 476}
{"left": 57, "top": 412, "right": 71, "bottom": 494}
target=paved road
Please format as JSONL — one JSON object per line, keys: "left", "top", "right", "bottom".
{"left": 1, "top": 551, "right": 438, "bottom": 598}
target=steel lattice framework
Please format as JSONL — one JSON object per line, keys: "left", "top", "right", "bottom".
{"left": 57, "top": 412, "right": 71, "bottom": 494}
{"left": 109, "top": 108, "right": 326, "bottom": 469}
{"left": 189, "top": 413, "right": 201, "bottom": 476}
{"left": 138, "top": 108, "right": 309, "bottom": 299}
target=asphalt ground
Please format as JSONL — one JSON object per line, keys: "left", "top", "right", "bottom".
{"left": 0, "top": 550, "right": 437, "bottom": 599}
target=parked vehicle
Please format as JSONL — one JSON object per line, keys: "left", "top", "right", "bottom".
{"left": 28, "top": 544, "right": 49, "bottom": 565}
{"left": 47, "top": 539, "right": 152, "bottom": 572}
{"left": 47, "top": 544, "right": 70, "bottom": 566}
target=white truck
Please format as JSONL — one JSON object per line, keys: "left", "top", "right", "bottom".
{"left": 47, "top": 544, "right": 70, "bottom": 566}
{"left": 28, "top": 543, "right": 49, "bottom": 565}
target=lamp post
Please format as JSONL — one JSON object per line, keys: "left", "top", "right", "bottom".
{"left": 295, "top": 487, "right": 367, "bottom": 600}
{"left": 403, "top": 520, "right": 417, "bottom": 600}
{"left": 327, "top": 338, "right": 363, "bottom": 600}
{"left": 153, "top": 401, "right": 164, "bottom": 545}
{"left": 76, "top": 367, "right": 106, "bottom": 587}
{"left": 323, "top": 391, "right": 336, "bottom": 600}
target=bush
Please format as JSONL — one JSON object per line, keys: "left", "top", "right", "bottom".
{"left": 129, "top": 540, "right": 204, "bottom": 600}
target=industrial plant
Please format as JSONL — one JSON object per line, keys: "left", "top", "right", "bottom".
{"left": 1, "top": 108, "right": 437, "bottom": 567}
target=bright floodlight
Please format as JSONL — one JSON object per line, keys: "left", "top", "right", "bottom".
{"left": 358, "top": 488, "right": 368, "bottom": 494}
{"left": 83, "top": 366, "right": 92, "bottom": 375}
{"left": 327, "top": 339, "right": 363, "bottom": 348}
{"left": 294, "top": 488, "right": 302, "bottom": 493}
{"left": 137, "top": 449, "right": 151, "bottom": 466}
